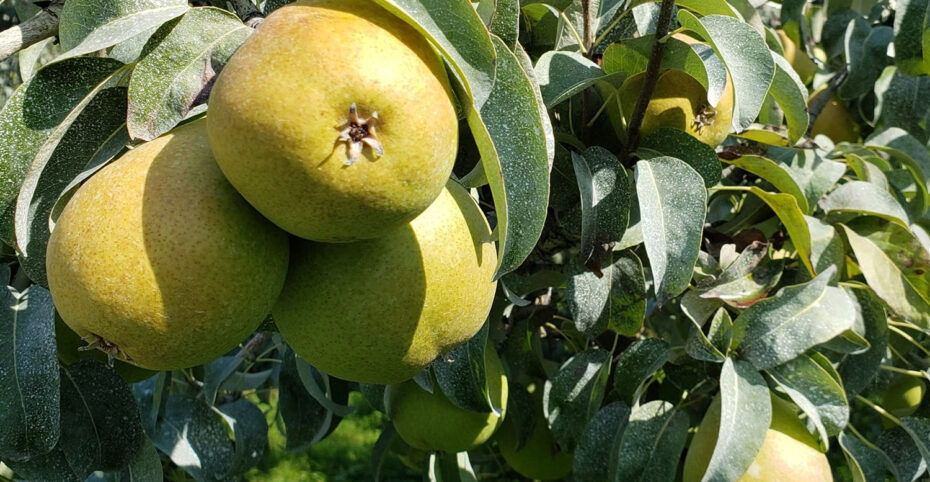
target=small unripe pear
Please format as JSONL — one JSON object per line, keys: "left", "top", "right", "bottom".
{"left": 883, "top": 376, "right": 926, "bottom": 418}
{"left": 46, "top": 119, "right": 289, "bottom": 370}
{"left": 386, "top": 349, "right": 508, "bottom": 453}
{"left": 776, "top": 30, "right": 817, "bottom": 85}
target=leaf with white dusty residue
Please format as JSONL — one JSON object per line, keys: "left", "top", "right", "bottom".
{"left": 806, "top": 216, "right": 845, "bottom": 279}
{"left": 571, "top": 147, "right": 631, "bottom": 262}
{"left": 677, "top": 12, "right": 775, "bottom": 131}
{"left": 768, "top": 53, "right": 809, "bottom": 143}
{"left": 535, "top": 51, "right": 606, "bottom": 108}
{"left": 433, "top": 323, "right": 498, "bottom": 414}
{"left": 842, "top": 220, "right": 930, "bottom": 328}
{"left": 117, "top": 437, "right": 163, "bottom": 482}
{"left": 0, "top": 281, "right": 60, "bottom": 463}
{"left": 877, "top": 427, "right": 925, "bottom": 482}
{"left": 865, "top": 128, "right": 930, "bottom": 185}
{"left": 635, "top": 157, "right": 706, "bottom": 303}
{"left": 701, "top": 359, "right": 771, "bottom": 482}
{"left": 839, "top": 432, "right": 891, "bottom": 482}
{"left": 769, "top": 147, "right": 847, "bottom": 215}
{"left": 899, "top": 417, "right": 930, "bottom": 463}
{"left": 217, "top": 399, "right": 268, "bottom": 476}
{"left": 469, "top": 37, "right": 550, "bottom": 277}
{"left": 57, "top": 0, "right": 190, "bottom": 60}
{"left": 766, "top": 352, "right": 848, "bottom": 446}
{"left": 720, "top": 155, "right": 808, "bottom": 212}
{"left": 837, "top": 287, "right": 889, "bottom": 398}
{"left": 638, "top": 128, "right": 721, "bottom": 188}
{"left": 0, "top": 57, "right": 125, "bottom": 246}
{"left": 151, "top": 394, "right": 234, "bottom": 480}
{"left": 839, "top": 20, "right": 892, "bottom": 99}
{"left": 686, "top": 307, "right": 732, "bottom": 362}
{"left": 567, "top": 250, "right": 646, "bottom": 338}
{"left": 575, "top": 402, "right": 630, "bottom": 482}
{"left": 892, "top": 0, "right": 930, "bottom": 76}
{"left": 823, "top": 181, "right": 911, "bottom": 226}
{"left": 543, "top": 349, "right": 610, "bottom": 452}
{"left": 610, "top": 400, "right": 689, "bottom": 482}
{"left": 128, "top": 7, "right": 250, "bottom": 141}
{"left": 732, "top": 266, "right": 855, "bottom": 369}
{"left": 613, "top": 338, "right": 669, "bottom": 405}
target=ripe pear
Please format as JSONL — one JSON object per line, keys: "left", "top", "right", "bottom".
{"left": 386, "top": 348, "right": 508, "bottom": 453}
{"left": 207, "top": 0, "right": 458, "bottom": 243}
{"left": 273, "top": 181, "right": 497, "bottom": 384}
{"left": 495, "top": 387, "right": 573, "bottom": 481}
{"left": 55, "top": 314, "right": 156, "bottom": 383}
{"left": 809, "top": 90, "right": 859, "bottom": 144}
{"left": 776, "top": 30, "right": 817, "bottom": 85}
{"left": 883, "top": 376, "right": 926, "bottom": 418}
{"left": 46, "top": 119, "right": 289, "bottom": 371}
{"left": 683, "top": 395, "right": 833, "bottom": 481}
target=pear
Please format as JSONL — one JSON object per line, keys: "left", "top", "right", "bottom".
{"left": 683, "top": 395, "right": 833, "bottom": 481}
{"left": 46, "top": 119, "right": 289, "bottom": 370}
{"left": 273, "top": 181, "right": 497, "bottom": 384}
{"left": 883, "top": 376, "right": 926, "bottom": 419}
{"left": 495, "top": 386, "right": 573, "bottom": 481}
{"left": 809, "top": 89, "right": 859, "bottom": 144}
{"left": 207, "top": 0, "right": 458, "bottom": 243}
{"left": 776, "top": 30, "right": 817, "bottom": 85}
{"left": 386, "top": 348, "right": 508, "bottom": 453}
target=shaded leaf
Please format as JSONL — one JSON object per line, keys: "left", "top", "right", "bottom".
{"left": 572, "top": 146, "right": 631, "bottom": 261}
{"left": 432, "top": 322, "right": 497, "bottom": 414}
{"left": 217, "top": 399, "right": 268, "bottom": 476}
{"left": 837, "top": 287, "right": 889, "bottom": 397}
{"left": 877, "top": 427, "right": 927, "bottom": 482}
{"left": 574, "top": 401, "right": 630, "bottom": 482}
{"left": 613, "top": 338, "right": 669, "bottom": 405}
{"left": 543, "top": 349, "right": 610, "bottom": 452}
{"left": 150, "top": 394, "right": 234, "bottom": 480}
{"left": 610, "top": 400, "right": 689, "bottom": 482}
{"left": 766, "top": 352, "right": 848, "bottom": 445}
{"left": 638, "top": 127, "right": 722, "bottom": 188}
{"left": 567, "top": 250, "right": 646, "bottom": 338}
{"left": 535, "top": 51, "right": 605, "bottom": 108}
{"left": 839, "top": 432, "right": 890, "bottom": 482}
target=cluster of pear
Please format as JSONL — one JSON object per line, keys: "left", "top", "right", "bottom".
{"left": 46, "top": 0, "right": 497, "bottom": 386}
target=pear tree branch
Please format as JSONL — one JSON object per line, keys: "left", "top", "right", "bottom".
{"left": 0, "top": 5, "right": 62, "bottom": 63}
{"left": 229, "top": 0, "right": 264, "bottom": 28}
{"left": 619, "top": 0, "right": 675, "bottom": 164}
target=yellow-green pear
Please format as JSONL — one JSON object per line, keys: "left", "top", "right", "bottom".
{"left": 386, "top": 348, "right": 508, "bottom": 453}
{"left": 809, "top": 89, "right": 859, "bottom": 144}
{"left": 207, "top": 0, "right": 458, "bottom": 243}
{"left": 273, "top": 181, "right": 497, "bottom": 384}
{"left": 883, "top": 376, "right": 926, "bottom": 418}
{"left": 46, "top": 119, "right": 289, "bottom": 371}
{"left": 495, "top": 387, "right": 573, "bottom": 481}
{"left": 776, "top": 30, "right": 817, "bottom": 85}
{"left": 683, "top": 395, "right": 833, "bottom": 481}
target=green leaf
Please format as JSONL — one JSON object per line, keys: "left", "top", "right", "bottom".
{"left": 720, "top": 155, "right": 808, "bottom": 212}
{"left": 768, "top": 52, "right": 809, "bottom": 144}
{"left": 127, "top": 7, "right": 250, "bottom": 141}
{"left": 677, "top": 12, "right": 775, "bottom": 131}
{"left": 823, "top": 181, "right": 911, "bottom": 226}
{"left": 294, "top": 357, "right": 354, "bottom": 417}
{"left": 702, "top": 359, "right": 771, "bottom": 482}
{"left": 837, "top": 287, "right": 889, "bottom": 397}
{"left": 59, "top": 360, "right": 144, "bottom": 472}
{"left": 488, "top": 0, "right": 519, "bottom": 49}
{"left": 638, "top": 127, "right": 722, "bottom": 188}
{"left": 575, "top": 401, "right": 630, "bottom": 482}
{"left": 841, "top": 220, "right": 930, "bottom": 328}
{"left": 872, "top": 68, "right": 930, "bottom": 145}
{"left": 514, "top": 43, "right": 556, "bottom": 165}
{"left": 16, "top": 86, "right": 128, "bottom": 288}
{"left": 429, "top": 451, "right": 478, "bottom": 482}
{"left": 766, "top": 352, "right": 848, "bottom": 445}
{"left": 543, "top": 349, "right": 610, "bottom": 452}
{"left": 4, "top": 444, "right": 82, "bottom": 481}
{"left": 217, "top": 399, "right": 268, "bottom": 476}
{"left": 839, "top": 21, "right": 892, "bottom": 99}
{"left": 613, "top": 338, "right": 669, "bottom": 405}
{"left": 535, "top": 51, "right": 605, "bottom": 108}
{"left": 696, "top": 242, "right": 784, "bottom": 308}
{"left": 203, "top": 355, "right": 242, "bottom": 406}
{"left": 567, "top": 250, "right": 646, "bottom": 338}
{"left": 839, "top": 432, "right": 891, "bottom": 482}
{"left": 892, "top": 0, "right": 930, "bottom": 76}
{"left": 732, "top": 266, "right": 856, "bottom": 369}
{"left": 686, "top": 306, "right": 732, "bottom": 362}
{"left": 635, "top": 157, "right": 707, "bottom": 303}
{"left": 768, "top": 146, "right": 847, "bottom": 215}
{"left": 718, "top": 186, "right": 814, "bottom": 275}
{"left": 0, "top": 57, "right": 125, "bottom": 246}
{"left": 806, "top": 216, "right": 846, "bottom": 279}
{"left": 610, "top": 400, "right": 689, "bottom": 482}
{"left": 571, "top": 147, "right": 631, "bottom": 261}
{"left": 57, "top": 0, "right": 190, "bottom": 60}
{"left": 372, "top": 0, "right": 496, "bottom": 107}
{"left": 0, "top": 282, "right": 59, "bottom": 463}
{"left": 468, "top": 37, "right": 550, "bottom": 277}
{"left": 116, "top": 436, "right": 163, "bottom": 482}
{"left": 278, "top": 347, "right": 341, "bottom": 451}
{"left": 151, "top": 394, "right": 234, "bottom": 480}
{"left": 371, "top": 422, "right": 397, "bottom": 482}
{"left": 877, "top": 427, "right": 926, "bottom": 481}
{"left": 432, "top": 323, "right": 498, "bottom": 414}
{"left": 899, "top": 417, "right": 930, "bottom": 463}
{"left": 866, "top": 128, "right": 930, "bottom": 186}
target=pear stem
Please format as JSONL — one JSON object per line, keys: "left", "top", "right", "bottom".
{"left": 619, "top": 0, "right": 675, "bottom": 165}
{"left": 229, "top": 0, "right": 264, "bottom": 28}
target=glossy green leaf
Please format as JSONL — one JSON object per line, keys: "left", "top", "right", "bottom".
{"left": 572, "top": 147, "right": 631, "bottom": 261}
{"left": 732, "top": 267, "right": 856, "bottom": 369}
{"left": 677, "top": 12, "right": 775, "bottom": 131}
{"left": 568, "top": 250, "right": 646, "bottom": 338}
{"left": 0, "top": 57, "right": 125, "bottom": 246}
{"left": 635, "top": 157, "right": 706, "bottom": 303}
{"left": 575, "top": 401, "right": 630, "bottom": 482}
{"left": 469, "top": 37, "right": 550, "bottom": 278}
{"left": 638, "top": 127, "right": 721, "bottom": 188}
{"left": 823, "top": 181, "right": 911, "bottom": 226}
{"left": 610, "top": 400, "right": 689, "bottom": 482}
{"left": 766, "top": 352, "right": 848, "bottom": 444}
{"left": 127, "top": 7, "right": 249, "bottom": 141}
{"left": 702, "top": 359, "right": 771, "bottom": 482}
{"left": 842, "top": 220, "right": 930, "bottom": 328}
{"left": 866, "top": 128, "right": 930, "bottom": 185}
{"left": 57, "top": 0, "right": 190, "bottom": 60}
{"left": 543, "top": 349, "right": 610, "bottom": 452}
{"left": 613, "top": 338, "right": 669, "bottom": 405}
{"left": 429, "top": 451, "right": 478, "bottom": 482}
{"left": 0, "top": 282, "right": 59, "bottom": 462}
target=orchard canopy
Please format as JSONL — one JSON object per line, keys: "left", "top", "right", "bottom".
{"left": 0, "top": 0, "right": 929, "bottom": 480}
